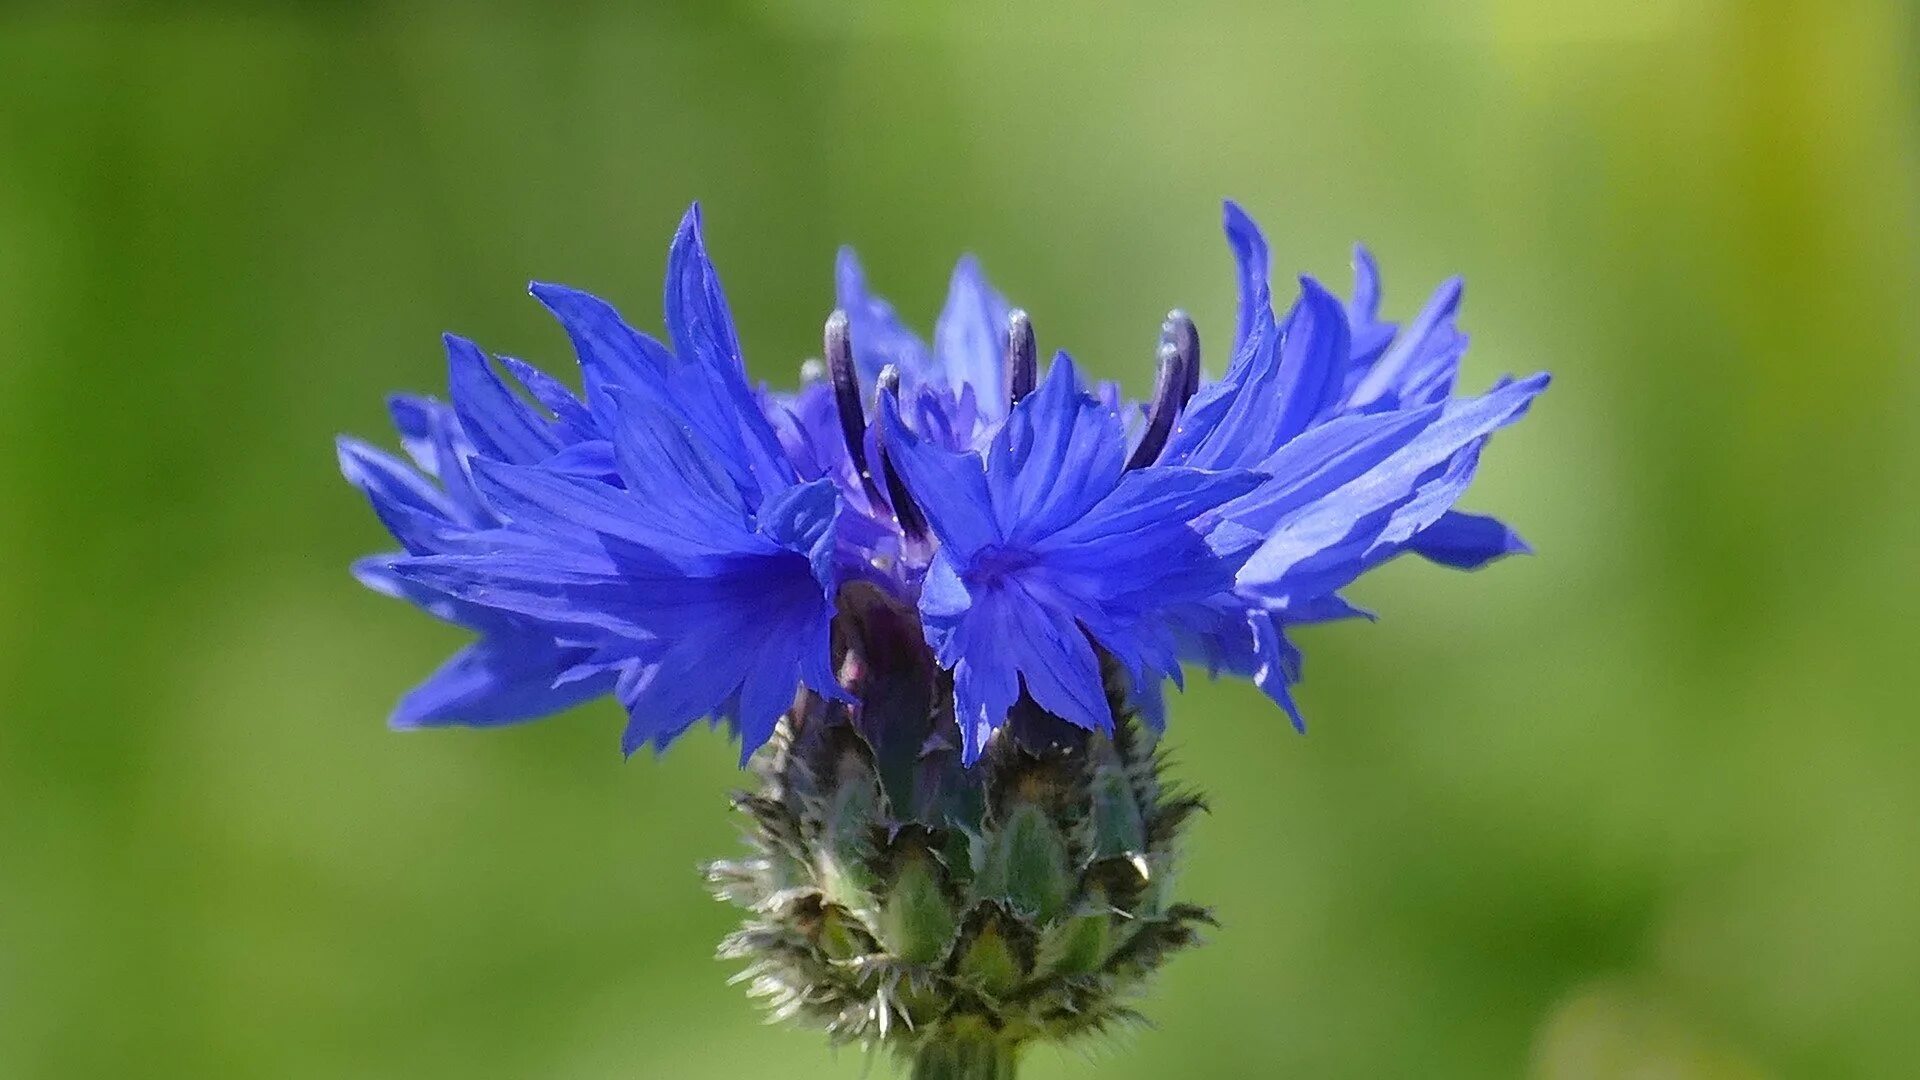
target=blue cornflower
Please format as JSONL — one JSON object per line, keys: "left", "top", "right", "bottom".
{"left": 340, "top": 201, "right": 1546, "bottom": 763}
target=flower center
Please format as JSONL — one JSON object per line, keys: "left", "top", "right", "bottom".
{"left": 968, "top": 544, "right": 1038, "bottom": 586}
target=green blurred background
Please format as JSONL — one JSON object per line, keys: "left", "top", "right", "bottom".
{"left": 3, "top": 3, "right": 1916, "bottom": 1077}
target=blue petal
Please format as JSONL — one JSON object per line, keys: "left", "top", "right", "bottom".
{"left": 1223, "top": 200, "right": 1273, "bottom": 354}
{"left": 734, "top": 655, "right": 804, "bottom": 763}
{"left": 1406, "top": 509, "right": 1531, "bottom": 570}
{"left": 420, "top": 401, "right": 493, "bottom": 527}
{"left": 762, "top": 382, "right": 843, "bottom": 482}
{"left": 932, "top": 254, "right": 1010, "bottom": 412}
{"left": 661, "top": 207, "right": 800, "bottom": 501}
{"left": 1344, "top": 244, "right": 1397, "bottom": 371}
{"left": 1270, "top": 277, "right": 1353, "bottom": 441}
{"left": 878, "top": 391, "right": 1001, "bottom": 557}
{"left": 352, "top": 555, "right": 500, "bottom": 631}
{"left": 1234, "top": 373, "right": 1549, "bottom": 605}
{"left": 386, "top": 394, "right": 448, "bottom": 476}
{"left": 928, "top": 563, "right": 1113, "bottom": 763}
{"left": 663, "top": 203, "right": 743, "bottom": 377}
{"left": 540, "top": 439, "right": 621, "bottom": 482}
{"left": 607, "top": 541, "right": 843, "bottom": 759}
{"left": 1213, "top": 409, "right": 1436, "bottom": 538}
{"left": 1041, "top": 466, "right": 1263, "bottom": 554}
{"left": 1249, "top": 614, "right": 1309, "bottom": 732}
{"left": 1346, "top": 277, "right": 1465, "bottom": 410}
{"left": 336, "top": 436, "right": 463, "bottom": 554}
{"left": 1283, "top": 592, "right": 1376, "bottom": 623}
{"left": 1349, "top": 244, "right": 1383, "bottom": 324}
{"left": 732, "top": 600, "right": 850, "bottom": 764}
{"left": 534, "top": 277, "right": 792, "bottom": 505}
{"left": 984, "top": 353, "right": 1125, "bottom": 544}
{"left": 392, "top": 636, "right": 612, "bottom": 729}
{"left": 500, "top": 355, "right": 598, "bottom": 440}
{"left": 1029, "top": 466, "right": 1263, "bottom": 725}
{"left": 1131, "top": 671, "right": 1169, "bottom": 731}
{"left": 469, "top": 458, "right": 745, "bottom": 571}
{"left": 835, "top": 247, "right": 933, "bottom": 384}
{"left": 415, "top": 344, "right": 846, "bottom": 761}
{"left": 527, "top": 281, "right": 673, "bottom": 416}
{"left": 1177, "top": 608, "right": 1308, "bottom": 732}
{"left": 604, "top": 385, "right": 755, "bottom": 543}
{"left": 1036, "top": 466, "right": 1263, "bottom": 610}
{"left": 756, "top": 478, "right": 843, "bottom": 594}
{"left": 338, "top": 435, "right": 454, "bottom": 519}
{"left": 444, "top": 334, "right": 563, "bottom": 464}
{"left": 1158, "top": 306, "right": 1278, "bottom": 469}
{"left": 1159, "top": 277, "right": 1348, "bottom": 471}
{"left": 617, "top": 644, "right": 751, "bottom": 755}
{"left": 901, "top": 344, "right": 1271, "bottom": 750}
{"left": 909, "top": 381, "right": 981, "bottom": 452}
{"left": 383, "top": 544, "right": 652, "bottom": 639}
{"left": 996, "top": 597, "right": 1112, "bottom": 738}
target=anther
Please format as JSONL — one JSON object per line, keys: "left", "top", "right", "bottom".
{"left": 1164, "top": 309, "right": 1201, "bottom": 399}
{"left": 1005, "top": 309, "right": 1036, "bottom": 406}
{"left": 874, "top": 365, "right": 930, "bottom": 544}
{"left": 824, "top": 310, "right": 880, "bottom": 502}
{"left": 1124, "top": 311, "right": 1201, "bottom": 471}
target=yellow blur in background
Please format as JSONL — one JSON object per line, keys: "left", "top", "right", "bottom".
{"left": 1, "top": 3, "right": 1915, "bottom": 1077}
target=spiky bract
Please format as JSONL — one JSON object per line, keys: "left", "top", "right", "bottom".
{"left": 708, "top": 589, "right": 1210, "bottom": 1073}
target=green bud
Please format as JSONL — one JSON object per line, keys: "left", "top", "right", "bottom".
{"left": 955, "top": 914, "right": 1026, "bottom": 998}
{"left": 1037, "top": 886, "right": 1112, "bottom": 976}
{"left": 816, "top": 750, "right": 883, "bottom": 908}
{"left": 1088, "top": 766, "right": 1148, "bottom": 859}
{"left": 975, "top": 803, "right": 1071, "bottom": 923}
{"left": 881, "top": 850, "right": 957, "bottom": 964}
{"left": 811, "top": 899, "right": 875, "bottom": 962}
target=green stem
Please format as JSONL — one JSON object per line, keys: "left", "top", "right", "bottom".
{"left": 909, "top": 1025, "right": 1020, "bottom": 1080}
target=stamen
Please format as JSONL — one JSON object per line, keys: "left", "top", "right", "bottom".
{"left": 1124, "top": 310, "right": 1201, "bottom": 471}
{"left": 1005, "top": 309, "right": 1036, "bottom": 405}
{"left": 1165, "top": 309, "right": 1201, "bottom": 399}
{"left": 824, "top": 310, "right": 880, "bottom": 502}
{"left": 874, "top": 365, "right": 930, "bottom": 544}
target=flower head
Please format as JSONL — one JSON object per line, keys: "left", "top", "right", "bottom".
{"left": 341, "top": 201, "right": 1547, "bottom": 762}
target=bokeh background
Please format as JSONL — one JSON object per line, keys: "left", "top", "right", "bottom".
{"left": 3, "top": 3, "right": 1916, "bottom": 1077}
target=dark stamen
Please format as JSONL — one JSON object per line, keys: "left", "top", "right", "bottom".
{"left": 1165, "top": 309, "right": 1201, "bottom": 399}
{"left": 825, "top": 310, "right": 882, "bottom": 503}
{"left": 1005, "top": 309, "right": 1036, "bottom": 405}
{"left": 1125, "top": 310, "right": 1201, "bottom": 471}
{"left": 874, "top": 365, "right": 930, "bottom": 544}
